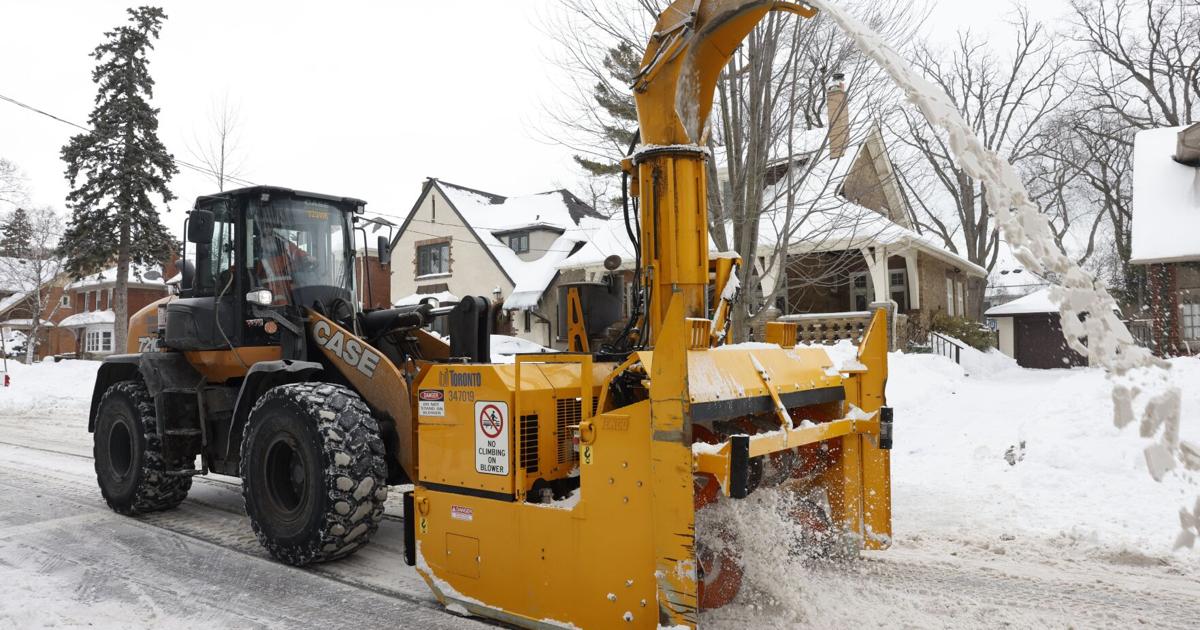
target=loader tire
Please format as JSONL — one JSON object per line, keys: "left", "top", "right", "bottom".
{"left": 240, "top": 382, "right": 388, "bottom": 566}
{"left": 93, "top": 380, "right": 192, "bottom": 514}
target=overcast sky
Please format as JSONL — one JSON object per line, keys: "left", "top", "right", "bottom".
{"left": 0, "top": 0, "right": 1071, "bottom": 239}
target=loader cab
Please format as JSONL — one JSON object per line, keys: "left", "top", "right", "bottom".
{"left": 166, "top": 186, "right": 363, "bottom": 358}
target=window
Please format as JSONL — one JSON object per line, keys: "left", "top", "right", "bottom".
{"left": 945, "top": 277, "right": 955, "bottom": 317}
{"left": 507, "top": 232, "right": 529, "bottom": 254}
{"left": 851, "top": 272, "right": 871, "bottom": 311}
{"left": 417, "top": 242, "right": 450, "bottom": 276}
{"left": 524, "top": 310, "right": 531, "bottom": 332}
{"left": 957, "top": 280, "right": 966, "bottom": 318}
{"left": 61, "top": 294, "right": 70, "bottom": 307}
{"left": 85, "top": 330, "right": 113, "bottom": 353}
{"left": 889, "top": 270, "right": 908, "bottom": 311}
{"left": 1183, "top": 303, "right": 1200, "bottom": 341}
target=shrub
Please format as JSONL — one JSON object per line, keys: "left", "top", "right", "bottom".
{"left": 930, "top": 313, "right": 996, "bottom": 351}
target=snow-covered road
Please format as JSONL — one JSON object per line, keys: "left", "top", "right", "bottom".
{"left": 0, "top": 354, "right": 1197, "bottom": 628}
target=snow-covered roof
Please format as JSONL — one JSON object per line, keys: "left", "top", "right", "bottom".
{"left": 0, "top": 290, "right": 29, "bottom": 317}
{"left": 0, "top": 318, "right": 53, "bottom": 328}
{"left": 394, "top": 290, "right": 459, "bottom": 307}
{"left": 557, "top": 213, "right": 730, "bottom": 272}
{"left": 58, "top": 311, "right": 116, "bottom": 327}
{"left": 1130, "top": 125, "right": 1200, "bottom": 264}
{"left": 67, "top": 264, "right": 167, "bottom": 290}
{"left": 430, "top": 181, "right": 600, "bottom": 310}
{"left": 986, "top": 240, "right": 1048, "bottom": 299}
{"left": 985, "top": 288, "right": 1058, "bottom": 316}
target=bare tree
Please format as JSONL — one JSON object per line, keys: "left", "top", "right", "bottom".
{"left": 543, "top": 0, "right": 927, "bottom": 333}
{"left": 0, "top": 158, "right": 27, "bottom": 209}
{"left": 1062, "top": 0, "right": 1200, "bottom": 305}
{"left": 189, "top": 95, "right": 245, "bottom": 191}
{"left": 0, "top": 206, "right": 66, "bottom": 362}
{"left": 891, "top": 8, "right": 1071, "bottom": 295}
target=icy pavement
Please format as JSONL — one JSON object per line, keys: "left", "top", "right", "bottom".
{"left": 1, "top": 356, "right": 1198, "bottom": 627}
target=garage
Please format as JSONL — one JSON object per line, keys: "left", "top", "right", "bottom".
{"left": 986, "top": 288, "right": 1087, "bottom": 369}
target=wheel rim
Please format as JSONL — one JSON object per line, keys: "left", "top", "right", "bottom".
{"left": 265, "top": 435, "right": 307, "bottom": 515}
{"left": 107, "top": 419, "right": 134, "bottom": 480}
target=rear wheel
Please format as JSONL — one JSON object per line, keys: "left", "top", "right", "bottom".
{"left": 93, "top": 380, "right": 191, "bottom": 514}
{"left": 240, "top": 382, "right": 388, "bottom": 566}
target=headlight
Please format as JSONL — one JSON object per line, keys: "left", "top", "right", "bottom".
{"left": 246, "top": 289, "right": 273, "bottom": 306}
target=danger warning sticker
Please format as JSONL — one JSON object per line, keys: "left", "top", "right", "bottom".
{"left": 450, "top": 505, "right": 474, "bottom": 521}
{"left": 474, "top": 400, "right": 509, "bottom": 475}
{"left": 418, "top": 389, "right": 445, "bottom": 417}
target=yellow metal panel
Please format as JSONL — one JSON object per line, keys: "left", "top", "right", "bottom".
{"left": 308, "top": 311, "right": 415, "bottom": 480}
{"left": 183, "top": 346, "right": 282, "bottom": 383}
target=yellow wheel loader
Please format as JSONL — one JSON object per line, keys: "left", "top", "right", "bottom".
{"left": 88, "top": 1, "right": 891, "bottom": 627}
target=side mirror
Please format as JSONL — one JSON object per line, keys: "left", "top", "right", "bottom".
{"left": 188, "top": 209, "right": 215, "bottom": 244}
{"left": 377, "top": 235, "right": 391, "bottom": 266}
{"left": 176, "top": 258, "right": 195, "bottom": 291}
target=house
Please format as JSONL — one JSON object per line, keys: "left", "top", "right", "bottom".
{"left": 388, "top": 179, "right": 603, "bottom": 347}
{"left": 53, "top": 263, "right": 170, "bottom": 358}
{"left": 985, "top": 288, "right": 1086, "bottom": 369}
{"left": 552, "top": 81, "right": 988, "bottom": 351}
{"left": 0, "top": 255, "right": 68, "bottom": 360}
{"left": 753, "top": 80, "right": 988, "bottom": 335}
{"left": 1130, "top": 123, "right": 1200, "bottom": 356}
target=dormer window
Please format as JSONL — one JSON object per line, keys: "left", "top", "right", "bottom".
{"left": 507, "top": 232, "right": 529, "bottom": 254}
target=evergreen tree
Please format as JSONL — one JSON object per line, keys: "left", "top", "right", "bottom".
{"left": 572, "top": 41, "right": 640, "bottom": 177}
{"left": 60, "top": 6, "right": 177, "bottom": 353}
{"left": 0, "top": 207, "right": 34, "bottom": 258}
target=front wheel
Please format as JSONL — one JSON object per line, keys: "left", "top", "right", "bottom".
{"left": 93, "top": 380, "right": 191, "bottom": 514}
{"left": 240, "top": 382, "right": 388, "bottom": 565}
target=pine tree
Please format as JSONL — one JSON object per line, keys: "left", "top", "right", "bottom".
{"left": 572, "top": 41, "right": 640, "bottom": 177}
{"left": 60, "top": 6, "right": 177, "bottom": 353}
{"left": 0, "top": 207, "right": 34, "bottom": 258}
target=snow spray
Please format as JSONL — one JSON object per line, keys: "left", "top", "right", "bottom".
{"left": 806, "top": 0, "right": 1197, "bottom": 547}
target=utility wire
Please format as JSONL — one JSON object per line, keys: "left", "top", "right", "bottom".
{"left": 0, "top": 91, "right": 258, "bottom": 188}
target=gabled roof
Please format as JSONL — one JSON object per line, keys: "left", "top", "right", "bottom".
{"left": 753, "top": 133, "right": 986, "bottom": 276}
{"left": 393, "top": 179, "right": 600, "bottom": 310}
{"left": 1130, "top": 125, "right": 1200, "bottom": 264}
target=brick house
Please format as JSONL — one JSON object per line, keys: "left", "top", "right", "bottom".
{"left": 1130, "top": 123, "right": 1200, "bottom": 356}
{"left": 53, "top": 264, "right": 171, "bottom": 358}
{"left": 0, "top": 256, "right": 69, "bottom": 360}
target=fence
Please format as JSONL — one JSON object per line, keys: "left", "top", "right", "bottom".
{"left": 928, "top": 331, "right": 964, "bottom": 365}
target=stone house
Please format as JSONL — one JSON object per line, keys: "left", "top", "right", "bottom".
{"left": 388, "top": 178, "right": 602, "bottom": 347}
{"left": 1130, "top": 123, "right": 1200, "bottom": 356}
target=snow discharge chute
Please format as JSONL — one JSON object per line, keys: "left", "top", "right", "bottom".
{"left": 807, "top": 0, "right": 1195, "bottom": 545}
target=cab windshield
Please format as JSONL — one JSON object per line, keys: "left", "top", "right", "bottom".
{"left": 251, "top": 198, "right": 352, "bottom": 304}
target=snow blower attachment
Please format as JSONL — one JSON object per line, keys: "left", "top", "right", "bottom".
{"left": 86, "top": 1, "right": 889, "bottom": 628}
{"left": 410, "top": 1, "right": 890, "bottom": 627}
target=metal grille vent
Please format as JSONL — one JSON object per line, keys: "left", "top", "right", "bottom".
{"left": 520, "top": 414, "right": 538, "bottom": 473}
{"left": 555, "top": 398, "right": 581, "bottom": 465}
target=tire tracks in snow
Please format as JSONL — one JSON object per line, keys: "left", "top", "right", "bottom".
{"left": 0, "top": 441, "right": 490, "bottom": 629}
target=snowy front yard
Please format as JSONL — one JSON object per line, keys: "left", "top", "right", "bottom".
{"left": 0, "top": 351, "right": 1196, "bottom": 627}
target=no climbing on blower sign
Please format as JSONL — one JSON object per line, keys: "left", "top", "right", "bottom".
{"left": 475, "top": 401, "right": 509, "bottom": 475}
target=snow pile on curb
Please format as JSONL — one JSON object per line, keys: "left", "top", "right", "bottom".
{"left": 0, "top": 359, "right": 99, "bottom": 417}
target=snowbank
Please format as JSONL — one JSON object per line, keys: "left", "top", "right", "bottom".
{"left": 0, "top": 358, "right": 99, "bottom": 418}
{"left": 889, "top": 351, "right": 1200, "bottom": 555}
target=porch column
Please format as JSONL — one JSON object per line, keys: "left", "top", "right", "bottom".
{"left": 860, "top": 246, "right": 889, "bottom": 304}
{"left": 903, "top": 250, "right": 920, "bottom": 310}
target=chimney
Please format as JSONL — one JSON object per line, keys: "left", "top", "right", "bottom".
{"left": 827, "top": 72, "right": 849, "bottom": 160}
